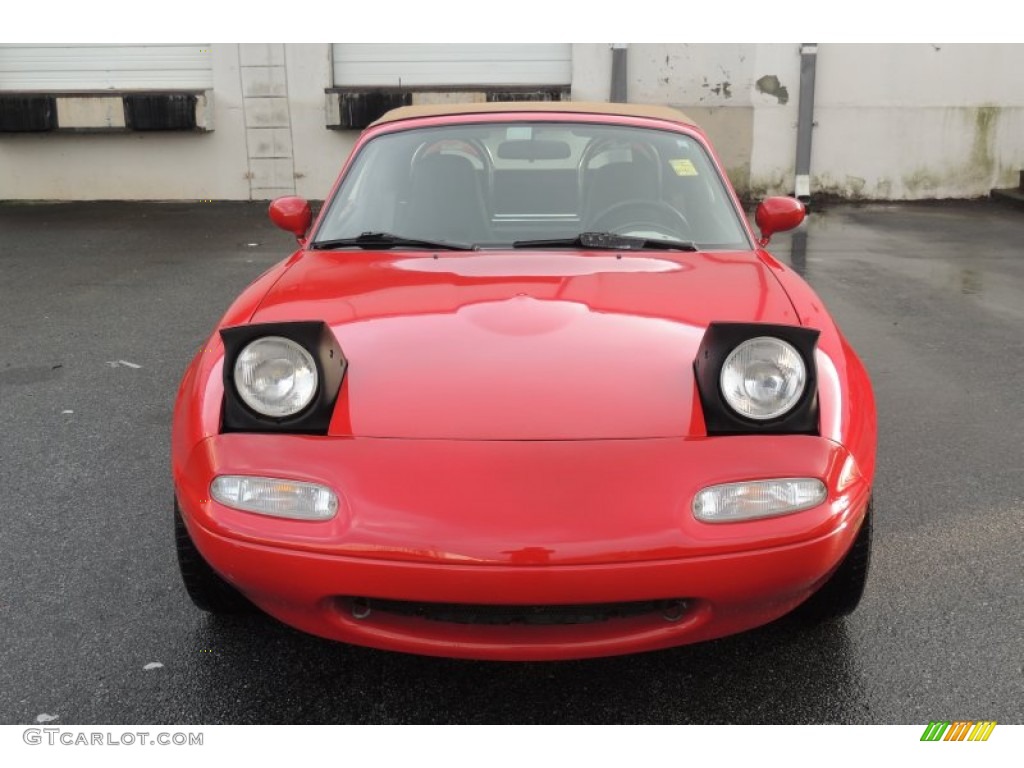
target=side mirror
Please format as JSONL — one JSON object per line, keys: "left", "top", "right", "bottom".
{"left": 754, "top": 196, "right": 806, "bottom": 246}
{"left": 268, "top": 196, "right": 312, "bottom": 240}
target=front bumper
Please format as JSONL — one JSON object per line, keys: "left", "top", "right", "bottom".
{"left": 175, "top": 434, "right": 871, "bottom": 660}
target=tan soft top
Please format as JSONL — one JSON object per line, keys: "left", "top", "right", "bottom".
{"left": 370, "top": 101, "right": 698, "bottom": 128}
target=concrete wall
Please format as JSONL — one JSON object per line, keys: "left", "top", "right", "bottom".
{"left": 577, "top": 43, "right": 1024, "bottom": 200}
{"left": 284, "top": 45, "right": 357, "bottom": 200}
{"left": 2, "top": 43, "right": 1022, "bottom": 201}
{"left": 809, "top": 44, "right": 1024, "bottom": 199}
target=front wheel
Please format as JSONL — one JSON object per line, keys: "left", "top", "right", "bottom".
{"left": 174, "top": 498, "right": 252, "bottom": 614}
{"left": 794, "top": 499, "right": 872, "bottom": 622}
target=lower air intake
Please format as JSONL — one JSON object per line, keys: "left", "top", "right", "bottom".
{"left": 346, "top": 597, "right": 689, "bottom": 626}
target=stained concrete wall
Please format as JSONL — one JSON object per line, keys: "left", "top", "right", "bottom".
{"left": 809, "top": 44, "right": 1024, "bottom": 199}
{"left": 575, "top": 43, "right": 1024, "bottom": 200}
{"left": 2, "top": 43, "right": 1022, "bottom": 201}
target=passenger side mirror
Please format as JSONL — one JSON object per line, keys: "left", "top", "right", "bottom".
{"left": 755, "top": 196, "right": 806, "bottom": 246}
{"left": 269, "top": 196, "right": 312, "bottom": 240}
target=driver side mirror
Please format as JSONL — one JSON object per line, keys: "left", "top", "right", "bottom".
{"left": 755, "top": 196, "right": 806, "bottom": 246}
{"left": 269, "top": 196, "right": 312, "bottom": 240}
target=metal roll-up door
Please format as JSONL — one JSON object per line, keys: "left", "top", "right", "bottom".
{"left": 332, "top": 44, "right": 572, "bottom": 87}
{"left": 0, "top": 44, "right": 213, "bottom": 91}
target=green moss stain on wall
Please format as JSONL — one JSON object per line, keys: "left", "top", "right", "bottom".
{"left": 746, "top": 170, "right": 792, "bottom": 199}
{"left": 902, "top": 168, "right": 944, "bottom": 196}
{"left": 970, "top": 105, "right": 999, "bottom": 180}
{"left": 900, "top": 105, "right": 1002, "bottom": 196}
{"left": 725, "top": 164, "right": 751, "bottom": 195}
{"left": 809, "top": 173, "right": 869, "bottom": 200}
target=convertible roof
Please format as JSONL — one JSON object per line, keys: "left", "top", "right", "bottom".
{"left": 370, "top": 101, "right": 698, "bottom": 128}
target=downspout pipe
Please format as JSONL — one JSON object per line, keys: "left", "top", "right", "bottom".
{"left": 610, "top": 44, "right": 628, "bottom": 103}
{"left": 794, "top": 43, "right": 818, "bottom": 203}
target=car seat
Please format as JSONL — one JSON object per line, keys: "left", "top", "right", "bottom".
{"left": 401, "top": 153, "right": 492, "bottom": 245}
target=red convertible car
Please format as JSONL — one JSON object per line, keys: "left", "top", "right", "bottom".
{"left": 172, "top": 102, "right": 876, "bottom": 660}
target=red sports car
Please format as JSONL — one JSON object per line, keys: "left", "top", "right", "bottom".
{"left": 172, "top": 102, "right": 876, "bottom": 660}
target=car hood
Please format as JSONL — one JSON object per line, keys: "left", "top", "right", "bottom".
{"left": 250, "top": 249, "right": 799, "bottom": 439}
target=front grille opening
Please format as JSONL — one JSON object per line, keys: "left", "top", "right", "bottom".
{"left": 345, "top": 597, "right": 690, "bottom": 626}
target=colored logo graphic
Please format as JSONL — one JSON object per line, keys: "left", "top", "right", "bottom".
{"left": 920, "top": 721, "right": 997, "bottom": 742}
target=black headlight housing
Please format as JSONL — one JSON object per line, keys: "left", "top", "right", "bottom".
{"left": 693, "top": 322, "right": 820, "bottom": 435}
{"left": 220, "top": 321, "right": 347, "bottom": 434}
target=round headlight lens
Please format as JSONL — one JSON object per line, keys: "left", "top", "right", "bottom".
{"left": 720, "top": 336, "right": 806, "bottom": 420}
{"left": 233, "top": 336, "right": 318, "bottom": 418}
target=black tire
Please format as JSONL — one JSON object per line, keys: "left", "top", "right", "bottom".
{"left": 175, "top": 498, "right": 252, "bottom": 614}
{"left": 794, "top": 500, "right": 872, "bottom": 622}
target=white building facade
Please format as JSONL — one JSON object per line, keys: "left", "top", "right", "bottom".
{"left": 1, "top": 43, "right": 1021, "bottom": 201}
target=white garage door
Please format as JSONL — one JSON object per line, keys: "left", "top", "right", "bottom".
{"left": 332, "top": 44, "right": 572, "bottom": 88}
{"left": 0, "top": 44, "right": 213, "bottom": 91}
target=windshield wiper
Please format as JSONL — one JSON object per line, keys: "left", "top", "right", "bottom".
{"left": 311, "top": 231, "right": 477, "bottom": 251}
{"left": 512, "top": 232, "right": 697, "bottom": 252}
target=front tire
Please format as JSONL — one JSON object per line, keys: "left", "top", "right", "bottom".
{"left": 174, "top": 498, "right": 252, "bottom": 614}
{"left": 795, "top": 499, "right": 872, "bottom": 622}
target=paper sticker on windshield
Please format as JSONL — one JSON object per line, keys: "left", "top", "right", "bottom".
{"left": 670, "top": 159, "right": 698, "bottom": 176}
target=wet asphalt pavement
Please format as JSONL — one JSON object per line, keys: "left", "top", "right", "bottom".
{"left": 0, "top": 200, "right": 1021, "bottom": 725}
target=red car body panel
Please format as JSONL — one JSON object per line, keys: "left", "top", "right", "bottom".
{"left": 183, "top": 512, "right": 862, "bottom": 661}
{"left": 172, "top": 106, "right": 877, "bottom": 660}
{"left": 175, "top": 433, "right": 869, "bottom": 660}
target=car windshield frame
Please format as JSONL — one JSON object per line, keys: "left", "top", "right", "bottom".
{"left": 311, "top": 118, "right": 754, "bottom": 252}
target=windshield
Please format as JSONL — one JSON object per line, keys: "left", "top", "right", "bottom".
{"left": 313, "top": 121, "right": 751, "bottom": 250}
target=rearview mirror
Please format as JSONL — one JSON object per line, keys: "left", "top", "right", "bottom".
{"left": 497, "top": 140, "right": 572, "bottom": 161}
{"left": 269, "top": 196, "right": 312, "bottom": 239}
{"left": 754, "top": 196, "right": 805, "bottom": 246}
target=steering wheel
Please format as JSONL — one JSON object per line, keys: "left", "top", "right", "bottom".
{"left": 588, "top": 200, "right": 691, "bottom": 240}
